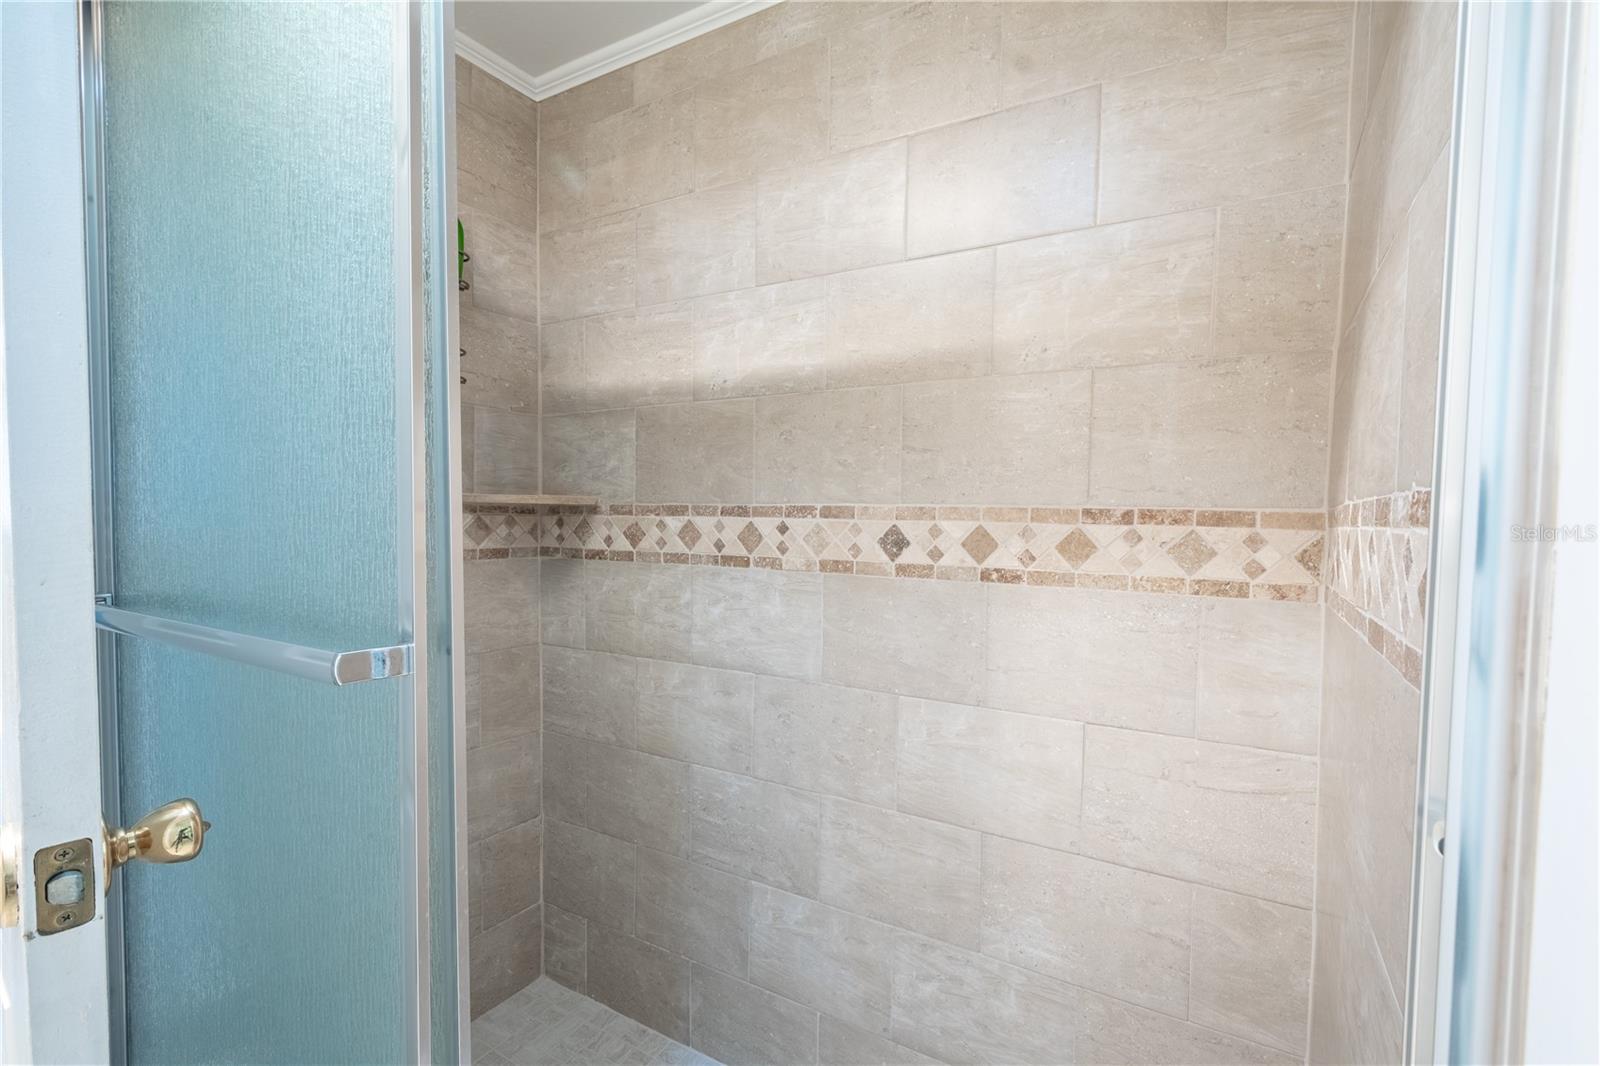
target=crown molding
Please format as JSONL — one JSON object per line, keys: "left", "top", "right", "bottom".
{"left": 455, "top": 0, "right": 779, "bottom": 103}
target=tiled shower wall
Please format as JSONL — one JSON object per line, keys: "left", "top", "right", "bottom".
{"left": 456, "top": 58, "right": 544, "bottom": 1014}
{"left": 1309, "top": 3, "right": 1456, "bottom": 1063}
{"left": 527, "top": 3, "right": 1353, "bottom": 1063}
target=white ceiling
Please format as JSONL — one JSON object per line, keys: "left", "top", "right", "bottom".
{"left": 456, "top": 1, "right": 767, "bottom": 101}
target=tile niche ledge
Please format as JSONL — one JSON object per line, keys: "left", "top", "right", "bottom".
{"left": 462, "top": 492, "right": 598, "bottom": 509}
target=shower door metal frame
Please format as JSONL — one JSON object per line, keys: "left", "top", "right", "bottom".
{"left": 77, "top": 3, "right": 461, "bottom": 1061}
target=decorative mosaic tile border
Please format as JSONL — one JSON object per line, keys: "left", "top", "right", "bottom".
{"left": 463, "top": 501, "right": 1327, "bottom": 601}
{"left": 1326, "top": 487, "right": 1432, "bottom": 688}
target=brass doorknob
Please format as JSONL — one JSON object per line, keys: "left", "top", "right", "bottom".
{"left": 106, "top": 799, "right": 210, "bottom": 883}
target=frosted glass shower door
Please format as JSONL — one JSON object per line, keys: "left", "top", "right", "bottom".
{"left": 84, "top": 2, "right": 457, "bottom": 1062}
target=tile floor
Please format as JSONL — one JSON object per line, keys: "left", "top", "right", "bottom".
{"left": 472, "top": 977, "right": 721, "bottom": 1066}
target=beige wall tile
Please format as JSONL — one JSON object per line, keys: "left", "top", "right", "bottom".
{"left": 473, "top": 408, "right": 540, "bottom": 494}
{"left": 539, "top": 212, "right": 637, "bottom": 323}
{"left": 544, "top": 818, "right": 637, "bottom": 934}
{"left": 694, "top": 42, "right": 828, "bottom": 189}
{"left": 980, "top": 836, "right": 1191, "bottom": 1014}
{"left": 1099, "top": 14, "right": 1350, "bottom": 222}
{"left": 457, "top": 102, "right": 538, "bottom": 228}
{"left": 544, "top": 903, "right": 588, "bottom": 992}
{"left": 537, "top": 128, "right": 586, "bottom": 234}
{"left": 1089, "top": 351, "right": 1330, "bottom": 508}
{"left": 1308, "top": 903, "right": 1404, "bottom": 1065}
{"left": 538, "top": 558, "right": 585, "bottom": 649}
{"left": 986, "top": 585, "right": 1200, "bottom": 736}
{"left": 476, "top": 818, "right": 541, "bottom": 931}
{"left": 692, "top": 567, "right": 823, "bottom": 681}
{"left": 1197, "top": 600, "right": 1322, "bottom": 755}
{"left": 468, "top": 63, "right": 539, "bottom": 138}
{"left": 693, "top": 280, "right": 827, "bottom": 399}
{"left": 1399, "top": 147, "right": 1449, "bottom": 488}
{"left": 637, "top": 184, "right": 757, "bottom": 304}
{"left": 632, "top": 16, "right": 760, "bottom": 105}
{"left": 818, "top": 1018, "right": 942, "bottom": 1066}
{"left": 470, "top": 905, "right": 542, "bottom": 1018}
{"left": 906, "top": 90, "right": 1099, "bottom": 257}
{"left": 540, "top": 67, "right": 634, "bottom": 141}
{"left": 544, "top": 732, "right": 690, "bottom": 857}
{"left": 754, "top": 386, "right": 902, "bottom": 503}
{"left": 1216, "top": 185, "right": 1347, "bottom": 359}
{"left": 1227, "top": 0, "right": 1354, "bottom": 47}
{"left": 1190, "top": 886, "right": 1313, "bottom": 1054}
{"left": 586, "top": 301, "right": 695, "bottom": 411}
{"left": 465, "top": 556, "right": 540, "bottom": 653}
{"left": 542, "top": 409, "right": 636, "bottom": 501}
{"left": 829, "top": 3, "right": 1002, "bottom": 152}
{"left": 1329, "top": 241, "right": 1405, "bottom": 503}
{"left": 690, "top": 964, "right": 820, "bottom": 1066}
{"left": 755, "top": 142, "right": 907, "bottom": 285}
{"left": 749, "top": 884, "right": 897, "bottom": 1036}
{"left": 1078, "top": 726, "right": 1318, "bottom": 905}
{"left": 539, "top": 318, "right": 585, "bottom": 416}
{"left": 825, "top": 250, "right": 995, "bottom": 388}
{"left": 461, "top": 209, "right": 539, "bottom": 321}
{"left": 823, "top": 574, "right": 986, "bottom": 705}
{"left": 584, "top": 91, "right": 694, "bottom": 217}
{"left": 466, "top": 645, "right": 541, "bottom": 748}
{"left": 902, "top": 370, "right": 1089, "bottom": 504}
{"left": 897, "top": 698, "right": 1084, "bottom": 849}
{"left": 1075, "top": 988, "right": 1296, "bottom": 1065}
{"left": 587, "top": 925, "right": 692, "bottom": 1043}
{"left": 891, "top": 931, "right": 1080, "bottom": 1065}
{"left": 584, "top": 561, "right": 694, "bottom": 663}
{"left": 994, "top": 209, "right": 1216, "bottom": 374}
{"left": 752, "top": 676, "right": 898, "bottom": 806}
{"left": 688, "top": 766, "right": 821, "bottom": 895}
{"left": 1000, "top": 1, "right": 1227, "bottom": 106}
{"left": 467, "top": 732, "right": 540, "bottom": 841}
{"left": 819, "top": 798, "right": 981, "bottom": 947}
{"left": 461, "top": 302, "right": 539, "bottom": 413}
{"left": 637, "top": 658, "right": 754, "bottom": 774}
{"left": 636, "top": 399, "right": 753, "bottom": 503}
{"left": 635, "top": 848, "right": 751, "bottom": 975}
{"left": 542, "top": 645, "right": 638, "bottom": 748}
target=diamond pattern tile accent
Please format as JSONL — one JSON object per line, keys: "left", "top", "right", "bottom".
{"left": 1167, "top": 530, "right": 1219, "bottom": 575}
{"left": 962, "top": 525, "right": 999, "bottom": 565}
{"left": 1055, "top": 528, "right": 1097, "bottom": 569}
{"left": 737, "top": 521, "right": 764, "bottom": 554}
{"left": 878, "top": 524, "right": 910, "bottom": 561}
{"left": 678, "top": 521, "right": 702, "bottom": 550}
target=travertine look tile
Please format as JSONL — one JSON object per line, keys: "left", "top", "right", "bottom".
{"left": 471, "top": 905, "right": 543, "bottom": 1018}
{"left": 467, "top": 732, "right": 540, "bottom": 841}
{"left": 897, "top": 699, "right": 1084, "bottom": 850}
{"left": 993, "top": 209, "right": 1216, "bottom": 374}
{"left": 636, "top": 659, "right": 754, "bottom": 774}
{"left": 891, "top": 932, "right": 1079, "bottom": 1065}
{"left": 472, "top": 408, "right": 539, "bottom": 494}
{"left": 690, "top": 965, "right": 820, "bottom": 1066}
{"left": 1099, "top": 14, "right": 1350, "bottom": 222}
{"left": 635, "top": 848, "right": 751, "bottom": 975}
{"left": 538, "top": 558, "right": 584, "bottom": 649}
{"left": 749, "top": 884, "right": 897, "bottom": 1036}
{"left": 818, "top": 1018, "right": 942, "bottom": 1066}
{"left": 818, "top": 798, "right": 982, "bottom": 947}
{"left": 466, "top": 645, "right": 540, "bottom": 749}
{"left": 752, "top": 676, "right": 898, "bottom": 806}
{"left": 688, "top": 766, "right": 821, "bottom": 895}
{"left": 693, "top": 279, "right": 827, "bottom": 399}
{"left": 541, "top": 645, "right": 638, "bottom": 747}
{"left": 465, "top": 556, "right": 540, "bottom": 653}
{"left": 637, "top": 183, "right": 757, "bottom": 304}
{"left": 825, "top": 250, "right": 995, "bottom": 388}
{"left": 1078, "top": 726, "right": 1318, "bottom": 905}
{"left": 461, "top": 209, "right": 539, "bottom": 321}
{"left": 585, "top": 302, "right": 695, "bottom": 411}
{"left": 632, "top": 13, "right": 761, "bottom": 105}
{"left": 1197, "top": 600, "right": 1322, "bottom": 755}
{"left": 1226, "top": 0, "right": 1354, "bottom": 47}
{"left": 544, "top": 904, "right": 589, "bottom": 992}
{"left": 461, "top": 303, "right": 539, "bottom": 412}
{"left": 636, "top": 400, "right": 754, "bottom": 503}
{"left": 1190, "top": 885, "right": 1313, "bottom": 1054}
{"left": 754, "top": 386, "right": 903, "bottom": 503}
{"left": 539, "top": 318, "right": 584, "bottom": 415}
{"left": 1075, "top": 987, "right": 1296, "bottom": 1066}
{"left": 537, "top": 127, "right": 586, "bottom": 234}
{"left": 694, "top": 42, "right": 828, "bottom": 189}
{"left": 468, "top": 61, "right": 539, "bottom": 138}
{"left": 540, "top": 66, "right": 634, "bottom": 141}
{"left": 1215, "top": 184, "right": 1347, "bottom": 358}
{"left": 542, "top": 409, "right": 636, "bottom": 501}
{"left": 545, "top": 732, "right": 691, "bottom": 857}
{"left": 693, "top": 567, "right": 823, "bottom": 681}
{"left": 906, "top": 89, "right": 1099, "bottom": 257}
{"left": 1000, "top": 1, "right": 1227, "bottom": 106}
{"left": 986, "top": 585, "right": 1200, "bottom": 736}
{"left": 476, "top": 819, "right": 541, "bottom": 931}
{"left": 539, "top": 212, "right": 637, "bottom": 323}
{"left": 544, "top": 818, "right": 637, "bottom": 934}
{"left": 981, "top": 836, "right": 1192, "bottom": 1014}
{"left": 823, "top": 574, "right": 986, "bottom": 705}
{"left": 584, "top": 90, "right": 694, "bottom": 217}
{"left": 1330, "top": 241, "right": 1405, "bottom": 503}
{"left": 1309, "top": 900, "right": 1404, "bottom": 1065}
{"left": 1089, "top": 351, "right": 1330, "bottom": 508}
{"left": 829, "top": 3, "right": 1001, "bottom": 151}
{"left": 585, "top": 561, "right": 694, "bottom": 664}
{"left": 755, "top": 142, "right": 907, "bottom": 285}
{"left": 587, "top": 926, "right": 693, "bottom": 1043}
{"left": 1399, "top": 147, "right": 1450, "bottom": 487}
{"left": 902, "top": 371, "right": 1089, "bottom": 504}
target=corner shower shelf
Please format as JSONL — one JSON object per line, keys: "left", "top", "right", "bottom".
{"left": 463, "top": 492, "right": 598, "bottom": 509}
